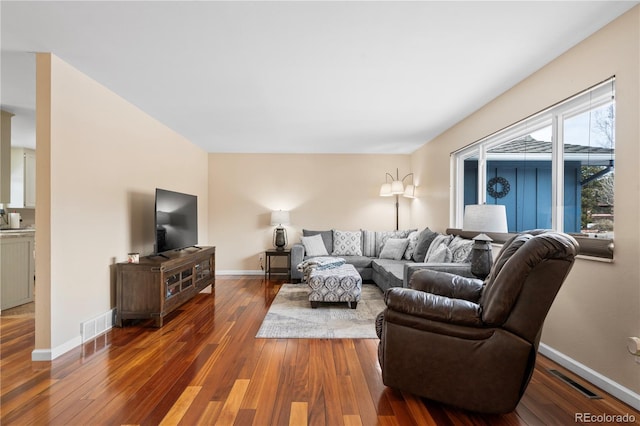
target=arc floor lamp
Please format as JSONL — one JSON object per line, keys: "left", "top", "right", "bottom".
{"left": 380, "top": 168, "right": 415, "bottom": 230}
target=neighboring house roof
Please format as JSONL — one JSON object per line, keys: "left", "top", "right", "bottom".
{"left": 488, "top": 135, "right": 614, "bottom": 155}
{"left": 485, "top": 136, "right": 614, "bottom": 166}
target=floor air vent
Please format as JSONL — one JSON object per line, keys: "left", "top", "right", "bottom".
{"left": 548, "top": 369, "right": 602, "bottom": 399}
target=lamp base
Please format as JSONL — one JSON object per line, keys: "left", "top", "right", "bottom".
{"left": 470, "top": 246, "right": 492, "bottom": 280}
{"left": 273, "top": 227, "right": 288, "bottom": 250}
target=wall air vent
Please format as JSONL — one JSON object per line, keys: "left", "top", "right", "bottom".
{"left": 81, "top": 309, "right": 114, "bottom": 343}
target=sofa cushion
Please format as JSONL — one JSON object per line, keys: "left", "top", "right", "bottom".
{"left": 372, "top": 258, "right": 409, "bottom": 289}
{"left": 341, "top": 255, "right": 373, "bottom": 269}
{"left": 303, "top": 229, "right": 333, "bottom": 254}
{"left": 301, "top": 234, "right": 329, "bottom": 257}
{"left": 379, "top": 238, "right": 410, "bottom": 260}
{"left": 372, "top": 259, "right": 407, "bottom": 278}
{"left": 412, "top": 228, "right": 438, "bottom": 262}
{"left": 332, "top": 230, "right": 363, "bottom": 256}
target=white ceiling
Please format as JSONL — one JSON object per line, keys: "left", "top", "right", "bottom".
{"left": 1, "top": 1, "right": 637, "bottom": 154}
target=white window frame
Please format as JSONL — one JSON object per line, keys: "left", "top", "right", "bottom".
{"left": 451, "top": 78, "right": 615, "bottom": 234}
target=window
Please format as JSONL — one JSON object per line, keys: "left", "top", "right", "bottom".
{"left": 452, "top": 78, "right": 615, "bottom": 257}
{"left": 563, "top": 101, "right": 615, "bottom": 238}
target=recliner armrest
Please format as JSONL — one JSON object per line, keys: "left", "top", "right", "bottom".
{"left": 404, "top": 262, "right": 475, "bottom": 288}
{"left": 409, "top": 269, "right": 484, "bottom": 303}
{"left": 385, "top": 287, "right": 482, "bottom": 326}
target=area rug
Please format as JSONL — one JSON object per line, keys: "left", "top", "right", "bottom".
{"left": 256, "top": 284, "right": 385, "bottom": 339}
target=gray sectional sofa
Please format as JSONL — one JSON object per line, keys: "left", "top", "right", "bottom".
{"left": 290, "top": 228, "right": 476, "bottom": 292}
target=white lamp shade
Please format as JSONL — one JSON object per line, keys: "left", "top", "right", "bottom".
{"left": 463, "top": 204, "right": 508, "bottom": 233}
{"left": 390, "top": 180, "right": 404, "bottom": 194}
{"left": 270, "top": 210, "right": 290, "bottom": 226}
{"left": 379, "top": 183, "right": 392, "bottom": 197}
{"left": 403, "top": 184, "right": 416, "bottom": 198}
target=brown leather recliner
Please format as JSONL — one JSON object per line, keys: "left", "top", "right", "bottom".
{"left": 376, "top": 231, "right": 579, "bottom": 414}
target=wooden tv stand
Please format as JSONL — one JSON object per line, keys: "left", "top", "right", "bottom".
{"left": 115, "top": 246, "right": 215, "bottom": 327}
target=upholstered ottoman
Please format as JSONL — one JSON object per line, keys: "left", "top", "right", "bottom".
{"left": 308, "top": 264, "right": 362, "bottom": 309}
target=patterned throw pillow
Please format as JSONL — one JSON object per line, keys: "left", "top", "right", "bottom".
{"left": 423, "top": 234, "right": 453, "bottom": 262}
{"left": 379, "top": 238, "right": 410, "bottom": 260}
{"left": 448, "top": 236, "right": 474, "bottom": 263}
{"left": 426, "top": 244, "right": 452, "bottom": 263}
{"left": 332, "top": 230, "right": 363, "bottom": 256}
{"left": 403, "top": 230, "right": 420, "bottom": 260}
{"left": 361, "top": 230, "right": 377, "bottom": 257}
{"left": 301, "top": 234, "right": 329, "bottom": 257}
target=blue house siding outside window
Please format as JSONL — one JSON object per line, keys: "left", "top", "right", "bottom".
{"left": 464, "top": 160, "right": 582, "bottom": 233}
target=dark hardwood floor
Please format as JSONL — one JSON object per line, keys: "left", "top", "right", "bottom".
{"left": 1, "top": 276, "right": 638, "bottom": 425}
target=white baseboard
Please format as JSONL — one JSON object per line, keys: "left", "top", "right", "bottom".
{"left": 32, "top": 335, "right": 82, "bottom": 361}
{"left": 216, "top": 270, "right": 264, "bottom": 276}
{"left": 32, "top": 308, "right": 115, "bottom": 361}
{"left": 539, "top": 343, "right": 640, "bottom": 410}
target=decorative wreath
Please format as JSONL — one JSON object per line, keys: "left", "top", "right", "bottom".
{"left": 487, "top": 176, "right": 511, "bottom": 199}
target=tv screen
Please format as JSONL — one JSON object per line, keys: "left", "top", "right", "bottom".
{"left": 155, "top": 188, "right": 198, "bottom": 253}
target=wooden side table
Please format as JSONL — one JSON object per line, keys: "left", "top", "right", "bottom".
{"left": 265, "top": 249, "right": 291, "bottom": 281}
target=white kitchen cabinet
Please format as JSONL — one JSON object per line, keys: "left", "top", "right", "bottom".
{"left": 0, "top": 231, "right": 35, "bottom": 311}
{"left": 10, "top": 147, "right": 35, "bottom": 208}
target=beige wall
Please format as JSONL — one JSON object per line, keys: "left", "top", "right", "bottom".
{"left": 35, "top": 54, "right": 209, "bottom": 357}
{"left": 208, "top": 153, "right": 411, "bottom": 272}
{"left": 411, "top": 7, "right": 640, "bottom": 395}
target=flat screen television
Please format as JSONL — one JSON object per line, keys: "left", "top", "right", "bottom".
{"left": 154, "top": 188, "right": 198, "bottom": 254}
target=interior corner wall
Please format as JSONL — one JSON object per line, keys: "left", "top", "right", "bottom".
{"left": 35, "top": 53, "right": 209, "bottom": 359}
{"left": 34, "top": 53, "right": 52, "bottom": 351}
{"left": 410, "top": 7, "right": 640, "bottom": 396}
{"left": 208, "top": 153, "right": 411, "bottom": 272}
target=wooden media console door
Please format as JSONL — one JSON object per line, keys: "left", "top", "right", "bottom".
{"left": 115, "top": 246, "right": 215, "bottom": 327}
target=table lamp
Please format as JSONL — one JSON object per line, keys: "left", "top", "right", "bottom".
{"left": 271, "top": 210, "right": 290, "bottom": 251}
{"left": 463, "top": 204, "right": 508, "bottom": 279}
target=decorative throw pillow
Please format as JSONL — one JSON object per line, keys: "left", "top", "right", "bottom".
{"left": 379, "top": 238, "right": 410, "bottom": 260}
{"left": 423, "top": 234, "right": 453, "bottom": 262}
{"left": 375, "top": 229, "right": 416, "bottom": 257}
{"left": 448, "top": 235, "right": 474, "bottom": 263}
{"left": 332, "top": 230, "right": 363, "bottom": 256}
{"left": 412, "top": 228, "right": 438, "bottom": 262}
{"left": 302, "top": 229, "right": 333, "bottom": 255}
{"left": 301, "top": 234, "right": 329, "bottom": 257}
{"left": 426, "top": 244, "right": 452, "bottom": 263}
{"left": 361, "top": 230, "right": 377, "bottom": 257}
{"left": 403, "top": 230, "right": 420, "bottom": 260}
